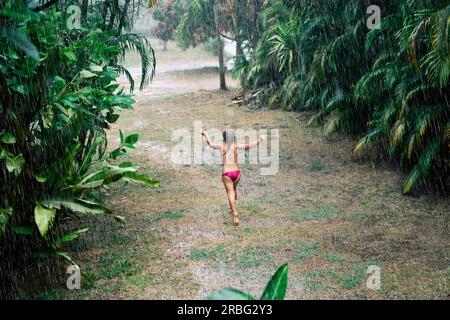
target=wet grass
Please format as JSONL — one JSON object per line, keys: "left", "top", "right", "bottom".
{"left": 290, "top": 205, "right": 343, "bottom": 223}
{"left": 97, "top": 247, "right": 142, "bottom": 279}
{"left": 236, "top": 247, "right": 276, "bottom": 269}
{"left": 189, "top": 244, "right": 275, "bottom": 269}
{"left": 294, "top": 242, "right": 321, "bottom": 263}
{"left": 308, "top": 159, "right": 325, "bottom": 172}
{"left": 324, "top": 252, "right": 346, "bottom": 264}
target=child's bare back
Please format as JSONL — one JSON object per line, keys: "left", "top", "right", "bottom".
{"left": 202, "top": 128, "right": 262, "bottom": 226}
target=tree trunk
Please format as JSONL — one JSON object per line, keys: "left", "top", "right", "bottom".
{"left": 117, "top": 0, "right": 131, "bottom": 35}
{"left": 108, "top": 0, "right": 119, "bottom": 30}
{"left": 213, "top": 2, "right": 227, "bottom": 90}
{"left": 231, "top": 0, "right": 243, "bottom": 59}
{"left": 236, "top": 39, "right": 243, "bottom": 57}
{"left": 81, "top": 0, "right": 89, "bottom": 25}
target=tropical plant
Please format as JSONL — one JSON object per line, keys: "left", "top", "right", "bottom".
{"left": 205, "top": 263, "right": 289, "bottom": 300}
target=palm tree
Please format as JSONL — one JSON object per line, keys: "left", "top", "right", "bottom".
{"left": 237, "top": 0, "right": 449, "bottom": 193}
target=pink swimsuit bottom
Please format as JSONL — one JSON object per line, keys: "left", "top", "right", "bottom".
{"left": 222, "top": 170, "right": 241, "bottom": 182}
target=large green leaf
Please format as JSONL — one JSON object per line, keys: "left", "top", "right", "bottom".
{"left": 260, "top": 263, "right": 288, "bottom": 300}
{"left": 125, "top": 133, "right": 139, "bottom": 145}
{"left": 34, "top": 203, "right": 56, "bottom": 237}
{"left": 119, "top": 129, "right": 125, "bottom": 145}
{"left": 0, "top": 132, "right": 16, "bottom": 144}
{"left": 204, "top": 288, "right": 254, "bottom": 300}
{"left": 110, "top": 147, "right": 128, "bottom": 159}
{"left": 74, "top": 164, "right": 138, "bottom": 189}
{"left": 61, "top": 47, "right": 77, "bottom": 61}
{"left": 40, "top": 198, "right": 111, "bottom": 215}
{"left": 79, "top": 70, "right": 97, "bottom": 78}
{"left": 55, "top": 250, "right": 75, "bottom": 263}
{"left": 54, "top": 227, "right": 89, "bottom": 245}
{"left": 109, "top": 95, "right": 135, "bottom": 108}
{"left": 122, "top": 172, "right": 160, "bottom": 187}
{"left": 5, "top": 154, "right": 25, "bottom": 175}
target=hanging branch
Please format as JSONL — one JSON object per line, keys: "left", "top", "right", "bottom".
{"left": 220, "top": 32, "right": 235, "bottom": 41}
{"left": 108, "top": 0, "right": 119, "bottom": 29}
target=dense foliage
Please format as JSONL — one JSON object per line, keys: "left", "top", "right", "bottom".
{"left": 0, "top": 0, "right": 157, "bottom": 296}
{"left": 235, "top": 0, "right": 449, "bottom": 194}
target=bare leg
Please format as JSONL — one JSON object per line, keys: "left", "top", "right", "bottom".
{"left": 223, "top": 176, "right": 239, "bottom": 226}
{"left": 234, "top": 174, "right": 241, "bottom": 202}
{"left": 229, "top": 174, "right": 240, "bottom": 215}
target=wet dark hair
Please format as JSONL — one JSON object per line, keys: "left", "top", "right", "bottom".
{"left": 223, "top": 129, "right": 236, "bottom": 151}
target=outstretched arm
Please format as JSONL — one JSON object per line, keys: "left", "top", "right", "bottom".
{"left": 201, "top": 131, "right": 222, "bottom": 150}
{"left": 237, "top": 136, "right": 264, "bottom": 150}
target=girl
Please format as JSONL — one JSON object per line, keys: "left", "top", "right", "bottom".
{"left": 201, "top": 129, "right": 263, "bottom": 226}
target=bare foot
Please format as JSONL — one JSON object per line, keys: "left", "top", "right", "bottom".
{"left": 232, "top": 213, "right": 240, "bottom": 226}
